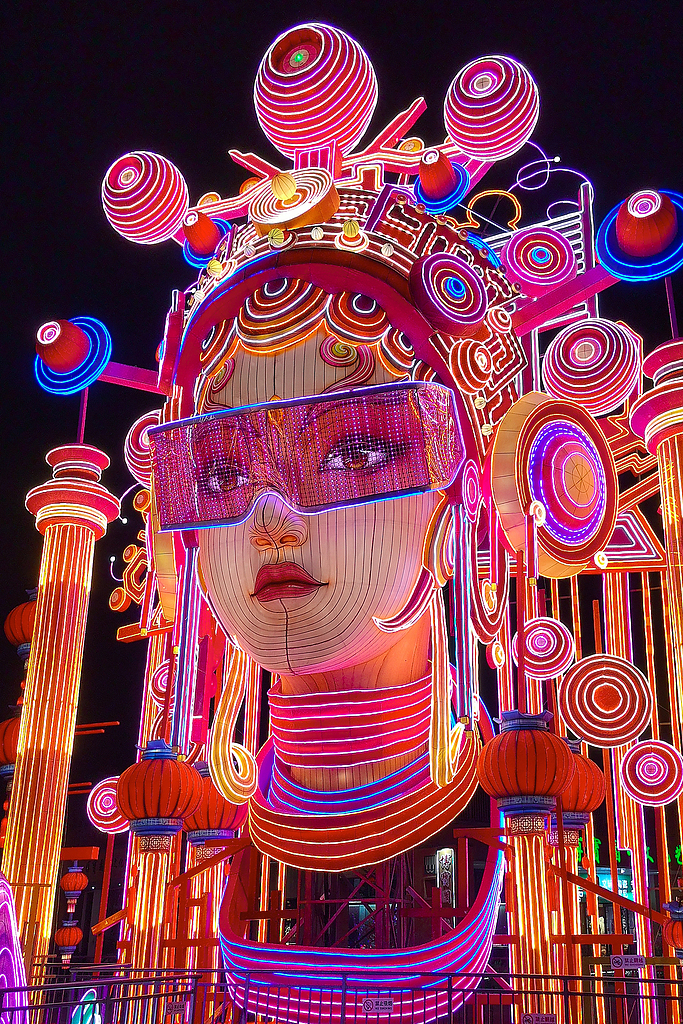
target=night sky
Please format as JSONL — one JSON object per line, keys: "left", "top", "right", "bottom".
{"left": 2, "top": 0, "right": 683, "bottom": 845}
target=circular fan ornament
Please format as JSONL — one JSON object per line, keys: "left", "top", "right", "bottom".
{"left": 249, "top": 168, "right": 339, "bottom": 235}
{"left": 558, "top": 654, "right": 653, "bottom": 748}
{"left": 410, "top": 252, "right": 488, "bottom": 337}
{"left": 512, "top": 616, "right": 576, "bottom": 680}
{"left": 596, "top": 189, "right": 683, "bottom": 281}
{"left": 35, "top": 317, "right": 112, "bottom": 395}
{"left": 444, "top": 55, "right": 540, "bottom": 161}
{"left": 102, "top": 151, "right": 189, "bottom": 244}
{"left": 501, "top": 227, "right": 577, "bottom": 297}
{"left": 87, "top": 777, "right": 129, "bottom": 835}
{"left": 487, "top": 393, "right": 618, "bottom": 577}
{"left": 620, "top": 741, "right": 683, "bottom": 806}
{"left": 254, "top": 23, "right": 378, "bottom": 159}
{"left": 542, "top": 318, "right": 641, "bottom": 417}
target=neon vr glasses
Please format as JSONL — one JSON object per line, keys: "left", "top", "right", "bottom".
{"left": 149, "top": 381, "right": 462, "bottom": 531}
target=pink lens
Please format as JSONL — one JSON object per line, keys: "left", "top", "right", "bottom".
{"left": 150, "top": 382, "right": 462, "bottom": 530}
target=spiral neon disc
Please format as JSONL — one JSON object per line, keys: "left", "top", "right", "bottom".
{"left": 501, "top": 226, "right": 577, "bottom": 297}
{"left": 410, "top": 252, "right": 488, "bottom": 336}
{"left": 620, "top": 740, "right": 683, "bottom": 806}
{"left": 512, "top": 616, "right": 576, "bottom": 680}
{"left": 559, "top": 654, "right": 652, "bottom": 748}
{"left": 87, "top": 777, "right": 129, "bottom": 834}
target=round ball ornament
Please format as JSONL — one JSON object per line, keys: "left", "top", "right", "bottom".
{"left": 487, "top": 393, "right": 618, "bottom": 577}
{"left": 558, "top": 654, "right": 652, "bottom": 748}
{"left": 102, "top": 151, "right": 189, "bottom": 244}
{"left": 444, "top": 55, "right": 539, "bottom": 160}
{"left": 512, "top": 616, "right": 575, "bottom": 680}
{"left": 254, "top": 24, "right": 378, "bottom": 158}
{"left": 87, "top": 777, "right": 129, "bottom": 835}
{"left": 620, "top": 740, "right": 683, "bottom": 806}
{"left": 501, "top": 227, "right": 577, "bottom": 296}
{"left": 410, "top": 252, "right": 488, "bottom": 337}
{"left": 542, "top": 318, "right": 641, "bottom": 417}
{"left": 596, "top": 189, "right": 683, "bottom": 281}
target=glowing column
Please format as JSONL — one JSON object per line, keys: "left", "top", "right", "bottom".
{"left": 2, "top": 445, "right": 119, "bottom": 972}
{"left": 631, "top": 341, "right": 683, "bottom": 714}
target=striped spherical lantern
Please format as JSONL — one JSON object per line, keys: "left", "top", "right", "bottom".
{"left": 59, "top": 866, "right": 89, "bottom": 916}
{"left": 0, "top": 718, "right": 20, "bottom": 780}
{"left": 477, "top": 711, "right": 575, "bottom": 834}
{"left": 116, "top": 739, "right": 202, "bottom": 849}
{"left": 54, "top": 923, "right": 83, "bottom": 967}
{"left": 183, "top": 762, "right": 247, "bottom": 848}
{"left": 549, "top": 739, "right": 606, "bottom": 845}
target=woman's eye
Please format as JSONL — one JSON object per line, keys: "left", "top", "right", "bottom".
{"left": 199, "top": 461, "right": 247, "bottom": 493}
{"left": 322, "top": 438, "right": 401, "bottom": 472}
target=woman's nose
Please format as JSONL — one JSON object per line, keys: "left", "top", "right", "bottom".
{"left": 249, "top": 493, "right": 309, "bottom": 550}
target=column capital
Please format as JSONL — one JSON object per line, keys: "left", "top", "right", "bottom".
{"left": 25, "top": 445, "right": 120, "bottom": 538}
{"left": 630, "top": 339, "right": 683, "bottom": 454}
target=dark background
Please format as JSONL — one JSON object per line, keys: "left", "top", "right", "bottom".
{"left": 1, "top": 0, "right": 682, "bottom": 843}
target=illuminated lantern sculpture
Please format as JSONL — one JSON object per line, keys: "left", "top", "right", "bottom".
{"left": 117, "top": 740, "right": 202, "bottom": 969}
{"left": 59, "top": 866, "right": 89, "bottom": 917}
{"left": 54, "top": 923, "right": 83, "bottom": 968}
{"left": 29, "top": 13, "right": 683, "bottom": 1018}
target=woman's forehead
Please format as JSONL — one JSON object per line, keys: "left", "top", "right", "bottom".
{"left": 204, "top": 330, "right": 399, "bottom": 409}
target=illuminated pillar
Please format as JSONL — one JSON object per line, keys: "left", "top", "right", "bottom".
{"left": 2, "top": 445, "right": 119, "bottom": 974}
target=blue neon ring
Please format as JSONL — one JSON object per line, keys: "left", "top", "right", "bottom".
{"left": 34, "top": 317, "right": 112, "bottom": 395}
{"left": 596, "top": 190, "right": 683, "bottom": 282}
{"left": 182, "top": 217, "right": 231, "bottom": 268}
{"left": 467, "top": 231, "right": 501, "bottom": 268}
{"left": 413, "top": 162, "right": 470, "bottom": 215}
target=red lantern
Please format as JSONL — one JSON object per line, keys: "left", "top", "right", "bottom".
{"left": 0, "top": 718, "right": 19, "bottom": 771}
{"left": 54, "top": 923, "right": 83, "bottom": 966}
{"left": 3, "top": 601, "right": 36, "bottom": 648}
{"left": 183, "top": 762, "right": 247, "bottom": 839}
{"left": 477, "top": 711, "right": 575, "bottom": 831}
{"left": 116, "top": 739, "right": 202, "bottom": 837}
{"left": 60, "top": 867, "right": 89, "bottom": 915}
{"left": 182, "top": 211, "right": 223, "bottom": 255}
{"left": 36, "top": 320, "right": 90, "bottom": 373}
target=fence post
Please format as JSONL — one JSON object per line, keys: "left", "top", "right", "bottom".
{"left": 241, "top": 973, "right": 250, "bottom": 1024}
{"left": 447, "top": 974, "right": 453, "bottom": 1024}
{"left": 340, "top": 974, "right": 347, "bottom": 1024}
{"left": 562, "top": 975, "right": 571, "bottom": 1023}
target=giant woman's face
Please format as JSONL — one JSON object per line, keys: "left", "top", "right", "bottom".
{"left": 197, "top": 332, "right": 443, "bottom": 675}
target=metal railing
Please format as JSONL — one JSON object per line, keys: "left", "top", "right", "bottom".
{"left": 1, "top": 967, "right": 682, "bottom": 1024}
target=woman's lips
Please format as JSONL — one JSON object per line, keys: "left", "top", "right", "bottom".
{"left": 252, "top": 562, "right": 327, "bottom": 603}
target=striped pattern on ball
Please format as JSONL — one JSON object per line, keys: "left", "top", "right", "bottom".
{"left": 559, "top": 654, "right": 652, "bottom": 748}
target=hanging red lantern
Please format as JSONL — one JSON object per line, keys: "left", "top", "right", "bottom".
{"left": 477, "top": 710, "right": 575, "bottom": 833}
{"left": 3, "top": 601, "right": 36, "bottom": 648}
{"left": 663, "top": 901, "right": 683, "bottom": 948}
{"left": 549, "top": 739, "right": 606, "bottom": 845}
{"left": 0, "top": 718, "right": 20, "bottom": 775}
{"left": 54, "top": 923, "right": 83, "bottom": 967}
{"left": 183, "top": 762, "right": 247, "bottom": 843}
{"left": 60, "top": 866, "right": 89, "bottom": 915}
{"left": 116, "top": 739, "right": 202, "bottom": 838}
